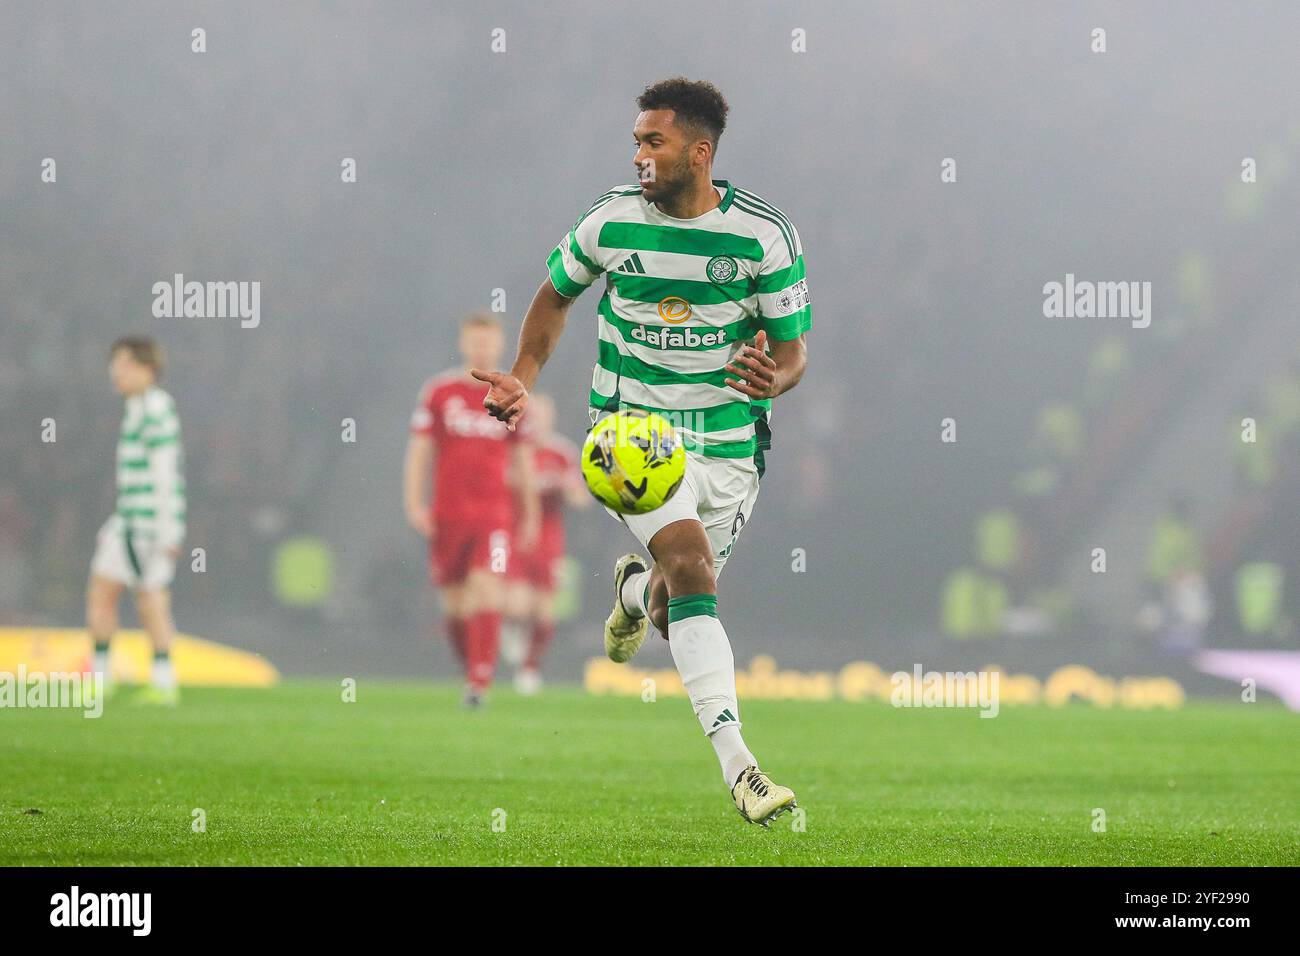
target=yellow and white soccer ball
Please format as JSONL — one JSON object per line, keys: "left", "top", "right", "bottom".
{"left": 581, "top": 409, "right": 687, "bottom": 515}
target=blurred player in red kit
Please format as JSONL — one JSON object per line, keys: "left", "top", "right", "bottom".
{"left": 501, "top": 392, "right": 590, "bottom": 694}
{"left": 403, "top": 312, "right": 540, "bottom": 707}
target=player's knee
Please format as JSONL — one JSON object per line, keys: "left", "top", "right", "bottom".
{"left": 657, "top": 549, "right": 715, "bottom": 595}
{"left": 465, "top": 570, "right": 504, "bottom": 613}
{"left": 535, "top": 598, "right": 556, "bottom": 624}
{"left": 133, "top": 588, "right": 165, "bottom": 621}
{"left": 503, "top": 584, "right": 528, "bottom": 619}
{"left": 441, "top": 586, "right": 465, "bottom": 619}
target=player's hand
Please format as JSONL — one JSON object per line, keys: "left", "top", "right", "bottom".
{"left": 724, "top": 330, "right": 779, "bottom": 399}
{"left": 406, "top": 508, "right": 433, "bottom": 538}
{"left": 470, "top": 368, "right": 528, "bottom": 431}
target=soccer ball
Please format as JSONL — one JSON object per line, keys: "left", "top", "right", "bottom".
{"left": 581, "top": 409, "right": 686, "bottom": 514}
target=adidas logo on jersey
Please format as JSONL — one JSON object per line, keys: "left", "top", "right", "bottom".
{"left": 617, "top": 253, "right": 646, "bottom": 274}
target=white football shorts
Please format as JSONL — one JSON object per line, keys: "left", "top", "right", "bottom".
{"left": 91, "top": 514, "right": 177, "bottom": 592}
{"left": 607, "top": 451, "right": 760, "bottom": 577}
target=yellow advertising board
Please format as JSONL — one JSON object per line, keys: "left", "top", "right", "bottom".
{"left": 0, "top": 627, "right": 278, "bottom": 688}
{"left": 584, "top": 654, "right": 1184, "bottom": 710}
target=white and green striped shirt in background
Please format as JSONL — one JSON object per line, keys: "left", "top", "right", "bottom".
{"left": 547, "top": 181, "right": 811, "bottom": 470}
{"left": 115, "top": 385, "right": 186, "bottom": 549}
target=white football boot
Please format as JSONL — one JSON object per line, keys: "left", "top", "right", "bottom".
{"left": 731, "top": 767, "right": 797, "bottom": 827}
{"left": 604, "top": 554, "right": 649, "bottom": 663}
{"left": 514, "top": 667, "right": 543, "bottom": 696}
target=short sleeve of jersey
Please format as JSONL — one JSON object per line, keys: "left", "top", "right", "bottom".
{"left": 546, "top": 190, "right": 621, "bottom": 298}
{"left": 755, "top": 221, "right": 812, "bottom": 341}
{"left": 410, "top": 383, "right": 436, "bottom": 435}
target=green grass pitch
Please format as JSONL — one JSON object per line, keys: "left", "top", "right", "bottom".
{"left": 3, "top": 681, "right": 1298, "bottom": 865}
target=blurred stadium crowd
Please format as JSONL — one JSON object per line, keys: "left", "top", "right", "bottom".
{"left": 2, "top": 4, "right": 1298, "bottom": 676}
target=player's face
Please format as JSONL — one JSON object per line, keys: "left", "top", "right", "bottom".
{"left": 633, "top": 110, "right": 694, "bottom": 204}
{"left": 459, "top": 324, "right": 503, "bottom": 370}
{"left": 109, "top": 350, "right": 153, "bottom": 396}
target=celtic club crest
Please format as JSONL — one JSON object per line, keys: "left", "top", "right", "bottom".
{"left": 706, "top": 255, "right": 738, "bottom": 285}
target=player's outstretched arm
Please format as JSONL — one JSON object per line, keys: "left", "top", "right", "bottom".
{"left": 473, "top": 277, "right": 575, "bottom": 430}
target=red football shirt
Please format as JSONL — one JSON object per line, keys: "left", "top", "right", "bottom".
{"left": 534, "top": 435, "right": 580, "bottom": 525}
{"left": 410, "top": 371, "right": 519, "bottom": 525}
{"left": 515, "top": 433, "right": 580, "bottom": 553}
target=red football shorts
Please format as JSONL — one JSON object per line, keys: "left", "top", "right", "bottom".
{"left": 430, "top": 519, "right": 511, "bottom": 586}
{"left": 508, "top": 548, "right": 561, "bottom": 590}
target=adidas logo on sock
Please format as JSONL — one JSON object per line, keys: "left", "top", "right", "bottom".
{"left": 711, "top": 708, "right": 737, "bottom": 729}
{"left": 617, "top": 253, "right": 646, "bottom": 274}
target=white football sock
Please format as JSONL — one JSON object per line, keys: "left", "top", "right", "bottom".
{"left": 151, "top": 653, "right": 176, "bottom": 690}
{"left": 500, "top": 619, "right": 528, "bottom": 666}
{"left": 92, "top": 642, "right": 111, "bottom": 680}
{"left": 666, "top": 594, "right": 756, "bottom": 786}
{"left": 711, "top": 725, "right": 758, "bottom": 789}
{"left": 620, "top": 569, "right": 651, "bottom": 619}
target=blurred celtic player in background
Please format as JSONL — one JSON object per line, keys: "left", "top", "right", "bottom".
{"left": 474, "top": 78, "right": 811, "bottom": 825}
{"left": 87, "top": 337, "right": 187, "bottom": 705}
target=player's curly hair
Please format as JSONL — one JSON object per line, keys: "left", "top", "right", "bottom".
{"left": 637, "top": 77, "right": 729, "bottom": 149}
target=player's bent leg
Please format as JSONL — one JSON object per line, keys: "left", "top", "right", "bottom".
{"left": 643, "top": 564, "right": 669, "bottom": 636}
{"left": 605, "top": 457, "right": 701, "bottom": 657}
{"left": 649, "top": 518, "right": 716, "bottom": 599}
{"left": 133, "top": 588, "right": 179, "bottom": 706}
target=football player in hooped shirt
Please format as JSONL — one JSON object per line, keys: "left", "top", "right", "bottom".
{"left": 472, "top": 78, "right": 809, "bottom": 824}
{"left": 404, "top": 312, "right": 540, "bottom": 707}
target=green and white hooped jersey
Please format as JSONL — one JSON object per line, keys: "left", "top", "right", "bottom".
{"left": 115, "top": 385, "right": 186, "bottom": 548}
{"left": 547, "top": 180, "right": 811, "bottom": 471}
